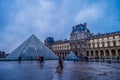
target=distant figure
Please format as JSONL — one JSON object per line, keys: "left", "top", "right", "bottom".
{"left": 116, "top": 57, "right": 119, "bottom": 63}
{"left": 108, "top": 60, "right": 111, "bottom": 64}
{"left": 117, "top": 57, "right": 119, "bottom": 59}
{"left": 18, "top": 56, "right": 22, "bottom": 61}
{"left": 18, "top": 56, "right": 22, "bottom": 64}
{"left": 39, "top": 56, "right": 45, "bottom": 65}
{"left": 102, "top": 58, "right": 105, "bottom": 62}
{"left": 96, "top": 57, "right": 99, "bottom": 62}
{"left": 85, "top": 56, "right": 88, "bottom": 62}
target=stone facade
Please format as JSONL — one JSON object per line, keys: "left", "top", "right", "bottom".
{"left": 85, "top": 32, "right": 120, "bottom": 59}
{"left": 45, "top": 40, "right": 71, "bottom": 58}
{"left": 70, "top": 23, "right": 91, "bottom": 40}
{"left": 44, "top": 23, "right": 120, "bottom": 59}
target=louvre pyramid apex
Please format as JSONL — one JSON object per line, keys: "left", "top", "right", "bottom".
{"left": 31, "top": 34, "right": 35, "bottom": 37}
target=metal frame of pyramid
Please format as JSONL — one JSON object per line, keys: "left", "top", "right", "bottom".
{"left": 64, "top": 51, "right": 79, "bottom": 60}
{"left": 6, "top": 34, "right": 59, "bottom": 60}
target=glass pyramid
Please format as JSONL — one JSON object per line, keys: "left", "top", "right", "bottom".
{"left": 6, "top": 34, "right": 59, "bottom": 60}
{"left": 64, "top": 51, "right": 79, "bottom": 60}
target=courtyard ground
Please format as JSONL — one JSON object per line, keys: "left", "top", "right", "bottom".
{"left": 0, "top": 60, "right": 120, "bottom": 80}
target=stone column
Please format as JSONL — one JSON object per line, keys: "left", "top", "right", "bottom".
{"left": 98, "top": 50, "right": 100, "bottom": 59}
{"left": 102, "top": 50, "right": 105, "bottom": 62}
{"left": 109, "top": 49, "right": 112, "bottom": 59}
{"left": 115, "top": 49, "right": 118, "bottom": 58}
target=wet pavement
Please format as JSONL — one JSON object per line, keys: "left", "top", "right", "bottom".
{"left": 0, "top": 60, "right": 120, "bottom": 80}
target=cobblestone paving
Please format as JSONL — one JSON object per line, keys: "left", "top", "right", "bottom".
{"left": 0, "top": 61, "right": 120, "bottom": 80}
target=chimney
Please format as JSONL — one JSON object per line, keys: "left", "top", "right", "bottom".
{"left": 72, "top": 26, "right": 75, "bottom": 30}
{"left": 84, "top": 23, "right": 87, "bottom": 32}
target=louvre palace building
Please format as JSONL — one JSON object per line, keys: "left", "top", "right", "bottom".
{"left": 44, "top": 23, "right": 120, "bottom": 60}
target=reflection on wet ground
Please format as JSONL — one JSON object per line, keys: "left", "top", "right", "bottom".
{"left": 0, "top": 60, "right": 120, "bottom": 80}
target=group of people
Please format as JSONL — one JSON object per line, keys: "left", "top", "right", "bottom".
{"left": 18, "top": 56, "right": 64, "bottom": 73}
{"left": 37, "top": 56, "right": 45, "bottom": 65}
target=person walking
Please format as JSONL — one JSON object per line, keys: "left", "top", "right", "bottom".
{"left": 56, "top": 58, "right": 63, "bottom": 73}
{"left": 39, "top": 56, "right": 45, "bottom": 65}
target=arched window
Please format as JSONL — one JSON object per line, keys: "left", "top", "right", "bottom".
{"left": 91, "top": 51, "right": 94, "bottom": 56}
{"left": 111, "top": 49, "right": 116, "bottom": 58}
{"left": 100, "top": 50, "right": 104, "bottom": 57}
{"left": 95, "top": 50, "right": 99, "bottom": 57}
{"left": 118, "top": 49, "right": 120, "bottom": 57}
{"left": 105, "top": 50, "right": 109, "bottom": 56}
{"left": 86, "top": 51, "right": 89, "bottom": 56}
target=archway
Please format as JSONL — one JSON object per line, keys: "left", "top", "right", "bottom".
{"left": 95, "top": 50, "right": 99, "bottom": 61}
{"left": 118, "top": 49, "right": 120, "bottom": 57}
{"left": 86, "top": 51, "right": 89, "bottom": 57}
{"left": 95, "top": 50, "right": 99, "bottom": 57}
{"left": 105, "top": 50, "right": 109, "bottom": 58}
{"left": 111, "top": 49, "right": 116, "bottom": 58}
{"left": 100, "top": 50, "right": 104, "bottom": 58}
{"left": 91, "top": 51, "right": 94, "bottom": 57}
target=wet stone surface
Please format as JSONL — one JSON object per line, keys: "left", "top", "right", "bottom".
{"left": 0, "top": 60, "right": 120, "bottom": 80}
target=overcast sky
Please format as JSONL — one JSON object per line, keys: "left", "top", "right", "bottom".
{"left": 0, "top": 0, "right": 120, "bottom": 53}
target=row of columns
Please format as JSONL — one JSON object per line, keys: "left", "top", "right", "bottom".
{"left": 57, "top": 52, "right": 69, "bottom": 58}
{"left": 86, "top": 49, "right": 120, "bottom": 59}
